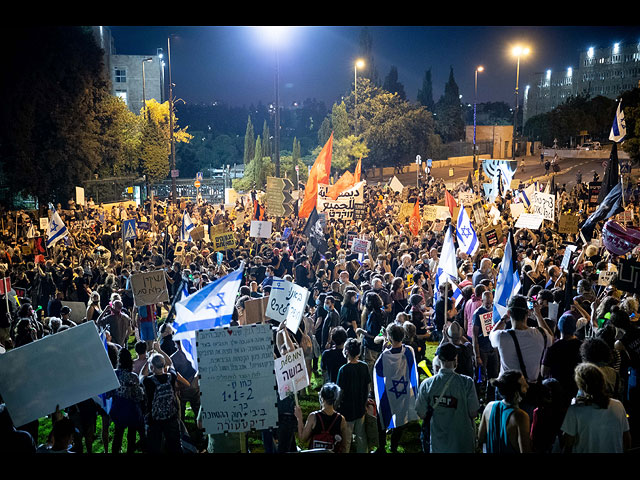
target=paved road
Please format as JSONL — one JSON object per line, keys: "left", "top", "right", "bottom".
{"left": 375, "top": 155, "right": 628, "bottom": 191}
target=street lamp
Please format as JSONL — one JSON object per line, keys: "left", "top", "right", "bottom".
{"left": 141, "top": 57, "right": 153, "bottom": 121}
{"left": 354, "top": 59, "right": 365, "bottom": 136}
{"left": 512, "top": 45, "right": 530, "bottom": 160}
{"left": 473, "top": 65, "right": 484, "bottom": 175}
{"left": 167, "top": 37, "right": 177, "bottom": 204}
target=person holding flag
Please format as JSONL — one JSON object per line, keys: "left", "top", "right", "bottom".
{"left": 299, "top": 132, "right": 333, "bottom": 219}
{"left": 433, "top": 225, "right": 463, "bottom": 341}
{"left": 180, "top": 210, "right": 195, "bottom": 242}
{"left": 456, "top": 205, "right": 478, "bottom": 257}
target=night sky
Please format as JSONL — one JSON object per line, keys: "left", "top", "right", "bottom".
{"left": 108, "top": 25, "right": 640, "bottom": 110}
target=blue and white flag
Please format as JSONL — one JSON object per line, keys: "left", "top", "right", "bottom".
{"left": 173, "top": 263, "right": 244, "bottom": 341}
{"left": 180, "top": 210, "right": 195, "bottom": 242}
{"left": 46, "top": 203, "right": 68, "bottom": 248}
{"left": 434, "top": 225, "right": 461, "bottom": 304}
{"left": 518, "top": 183, "right": 537, "bottom": 208}
{"left": 610, "top": 101, "right": 626, "bottom": 143}
{"left": 174, "top": 285, "right": 199, "bottom": 371}
{"left": 373, "top": 345, "right": 419, "bottom": 429}
{"left": 492, "top": 233, "right": 521, "bottom": 323}
{"left": 456, "top": 206, "right": 478, "bottom": 257}
{"left": 93, "top": 327, "right": 113, "bottom": 414}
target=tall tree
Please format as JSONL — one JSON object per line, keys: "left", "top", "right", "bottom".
{"left": 359, "top": 27, "right": 380, "bottom": 86}
{"left": 243, "top": 115, "right": 255, "bottom": 164}
{"left": 331, "top": 102, "right": 350, "bottom": 139}
{"left": 262, "top": 120, "right": 271, "bottom": 159}
{"left": 434, "top": 67, "right": 465, "bottom": 142}
{"left": 417, "top": 68, "right": 435, "bottom": 112}
{"left": 383, "top": 66, "right": 406, "bottom": 100}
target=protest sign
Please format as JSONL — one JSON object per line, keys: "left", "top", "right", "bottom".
{"left": 389, "top": 176, "right": 404, "bottom": 193}
{"left": 478, "top": 310, "right": 493, "bottom": 337}
{"left": 196, "top": 324, "right": 278, "bottom": 434}
{"left": 317, "top": 181, "right": 364, "bottom": 221}
{"left": 211, "top": 232, "right": 237, "bottom": 252}
{"left": 458, "top": 192, "right": 475, "bottom": 206}
{"left": 351, "top": 238, "right": 370, "bottom": 254}
{"left": 598, "top": 270, "right": 617, "bottom": 287}
{"left": 274, "top": 347, "right": 309, "bottom": 400}
{"left": 558, "top": 215, "right": 579, "bottom": 234}
{"left": 510, "top": 203, "right": 526, "bottom": 219}
{"left": 265, "top": 279, "right": 309, "bottom": 333}
{"left": 190, "top": 225, "right": 206, "bottom": 242}
{"left": 561, "top": 245, "right": 577, "bottom": 271}
{"left": 532, "top": 192, "right": 555, "bottom": 221}
{"left": 130, "top": 270, "right": 169, "bottom": 307}
{"left": 472, "top": 201, "right": 487, "bottom": 226}
{"left": 0, "top": 322, "right": 119, "bottom": 427}
{"left": 398, "top": 202, "right": 413, "bottom": 221}
{"left": 615, "top": 260, "right": 640, "bottom": 294}
{"left": 515, "top": 213, "right": 544, "bottom": 230}
{"left": 423, "top": 205, "right": 438, "bottom": 221}
{"left": 250, "top": 220, "right": 272, "bottom": 239}
{"left": 61, "top": 301, "right": 89, "bottom": 324}
{"left": 243, "top": 296, "right": 269, "bottom": 325}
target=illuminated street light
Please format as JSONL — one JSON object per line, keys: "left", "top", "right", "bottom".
{"left": 473, "top": 65, "right": 484, "bottom": 175}
{"left": 141, "top": 57, "right": 153, "bottom": 121}
{"left": 354, "top": 59, "right": 365, "bottom": 136}
{"left": 511, "top": 45, "right": 530, "bottom": 160}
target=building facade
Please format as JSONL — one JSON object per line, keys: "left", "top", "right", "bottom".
{"left": 524, "top": 39, "right": 640, "bottom": 124}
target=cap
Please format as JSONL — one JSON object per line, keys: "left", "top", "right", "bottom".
{"left": 557, "top": 312, "right": 577, "bottom": 336}
{"left": 60, "top": 306, "right": 71, "bottom": 315}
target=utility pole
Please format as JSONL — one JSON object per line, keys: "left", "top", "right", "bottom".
{"left": 168, "top": 37, "right": 177, "bottom": 204}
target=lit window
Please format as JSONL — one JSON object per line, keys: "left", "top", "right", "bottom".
{"left": 115, "top": 90, "right": 128, "bottom": 105}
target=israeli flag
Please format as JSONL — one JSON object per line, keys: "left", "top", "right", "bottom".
{"left": 373, "top": 345, "right": 419, "bottom": 430}
{"left": 180, "top": 210, "right": 195, "bottom": 242}
{"left": 434, "top": 226, "right": 463, "bottom": 306}
{"left": 456, "top": 206, "right": 478, "bottom": 257}
{"left": 93, "top": 328, "right": 113, "bottom": 414}
{"left": 173, "top": 263, "right": 244, "bottom": 341}
{"left": 609, "top": 101, "right": 626, "bottom": 143}
{"left": 175, "top": 285, "right": 199, "bottom": 371}
{"left": 492, "top": 233, "right": 521, "bottom": 323}
{"left": 518, "top": 183, "right": 536, "bottom": 208}
{"left": 46, "top": 203, "right": 68, "bottom": 248}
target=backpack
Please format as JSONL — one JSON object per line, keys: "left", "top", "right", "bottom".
{"left": 309, "top": 411, "right": 342, "bottom": 452}
{"left": 150, "top": 375, "right": 178, "bottom": 421}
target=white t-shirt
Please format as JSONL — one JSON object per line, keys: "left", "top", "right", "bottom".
{"left": 561, "top": 398, "right": 629, "bottom": 453}
{"left": 489, "top": 327, "right": 552, "bottom": 383}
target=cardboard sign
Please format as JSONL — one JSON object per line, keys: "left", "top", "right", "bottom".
{"left": 598, "top": 270, "right": 617, "bottom": 287}
{"left": 515, "top": 213, "right": 544, "bottom": 230}
{"left": 250, "top": 221, "right": 272, "bottom": 239}
{"left": 39, "top": 218, "right": 48, "bottom": 230}
{"left": 351, "top": 238, "right": 370, "bottom": 254}
{"left": 242, "top": 296, "right": 270, "bottom": 325}
{"left": 558, "top": 215, "right": 579, "bottom": 234}
{"left": 389, "top": 176, "right": 404, "bottom": 193}
{"left": 0, "top": 322, "right": 119, "bottom": 427}
{"left": 458, "top": 192, "right": 475, "bottom": 206}
{"left": 532, "top": 192, "right": 555, "bottom": 221}
{"left": 211, "top": 232, "right": 237, "bottom": 252}
{"left": 423, "top": 205, "right": 438, "bottom": 221}
{"left": 274, "top": 347, "right": 309, "bottom": 400}
{"left": 265, "top": 279, "right": 309, "bottom": 333}
{"left": 190, "top": 225, "right": 206, "bottom": 242}
{"left": 472, "top": 201, "right": 487, "bottom": 226}
{"left": 196, "top": 324, "right": 278, "bottom": 434}
{"left": 130, "top": 270, "right": 169, "bottom": 307}
{"left": 398, "top": 202, "right": 414, "bottom": 221}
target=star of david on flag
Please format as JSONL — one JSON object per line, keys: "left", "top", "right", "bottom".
{"left": 180, "top": 210, "right": 195, "bottom": 242}
{"left": 173, "top": 263, "right": 244, "bottom": 341}
{"left": 610, "top": 101, "right": 626, "bottom": 143}
{"left": 456, "top": 205, "right": 478, "bottom": 256}
{"left": 46, "top": 203, "right": 68, "bottom": 249}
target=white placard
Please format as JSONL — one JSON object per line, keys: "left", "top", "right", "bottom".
{"left": 351, "top": 238, "right": 370, "bottom": 254}
{"left": 458, "top": 192, "right": 475, "bottom": 206}
{"left": 598, "top": 270, "right": 617, "bottom": 286}
{"left": 514, "top": 213, "right": 544, "bottom": 230}
{"left": 265, "top": 279, "right": 309, "bottom": 333}
{"left": 389, "top": 176, "right": 404, "bottom": 193}
{"left": 196, "top": 324, "right": 278, "bottom": 434}
{"left": 39, "top": 218, "right": 48, "bottom": 230}
{"left": 532, "top": 191, "right": 555, "bottom": 222}
{"left": 548, "top": 303, "right": 560, "bottom": 322}
{"left": 274, "top": 347, "right": 309, "bottom": 400}
{"left": 561, "top": 245, "right": 578, "bottom": 271}
{"left": 250, "top": 220, "right": 272, "bottom": 239}
{"left": 130, "top": 270, "right": 170, "bottom": 306}
{"left": 479, "top": 311, "right": 493, "bottom": 337}
{"left": 0, "top": 322, "right": 119, "bottom": 427}
{"left": 75, "top": 186, "right": 85, "bottom": 206}
{"left": 317, "top": 181, "right": 364, "bottom": 221}
{"left": 510, "top": 203, "right": 526, "bottom": 219}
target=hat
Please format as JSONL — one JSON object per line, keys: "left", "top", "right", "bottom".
{"left": 435, "top": 342, "right": 459, "bottom": 362}
{"left": 447, "top": 321, "right": 463, "bottom": 341}
{"left": 557, "top": 312, "right": 577, "bottom": 336}
{"left": 60, "top": 306, "right": 71, "bottom": 315}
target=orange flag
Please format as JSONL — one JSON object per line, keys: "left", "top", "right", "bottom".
{"left": 445, "top": 189, "right": 457, "bottom": 217}
{"left": 409, "top": 199, "right": 421, "bottom": 236}
{"left": 326, "top": 171, "right": 355, "bottom": 200}
{"left": 354, "top": 156, "right": 362, "bottom": 183}
{"left": 299, "top": 132, "right": 333, "bottom": 218}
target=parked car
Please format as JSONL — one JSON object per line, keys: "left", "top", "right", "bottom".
{"left": 577, "top": 142, "right": 601, "bottom": 151}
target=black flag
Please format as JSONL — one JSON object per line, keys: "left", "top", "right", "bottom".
{"left": 580, "top": 182, "right": 624, "bottom": 242}
{"left": 597, "top": 143, "right": 620, "bottom": 204}
{"left": 303, "top": 207, "right": 328, "bottom": 257}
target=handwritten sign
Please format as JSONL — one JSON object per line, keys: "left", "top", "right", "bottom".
{"left": 351, "top": 238, "right": 370, "bottom": 254}
{"left": 265, "top": 279, "right": 309, "bottom": 333}
{"left": 615, "top": 259, "right": 640, "bottom": 294}
{"left": 274, "top": 348, "right": 309, "bottom": 400}
{"left": 515, "top": 213, "right": 544, "bottom": 230}
{"left": 558, "top": 215, "right": 579, "bottom": 234}
{"left": 598, "top": 270, "right": 616, "bottom": 287}
{"left": 532, "top": 191, "right": 555, "bottom": 222}
{"left": 130, "top": 270, "right": 169, "bottom": 306}
{"left": 250, "top": 220, "right": 272, "bottom": 239}
{"left": 211, "top": 232, "right": 237, "bottom": 252}
{"left": 196, "top": 324, "right": 278, "bottom": 434}
{"left": 458, "top": 192, "right": 475, "bottom": 206}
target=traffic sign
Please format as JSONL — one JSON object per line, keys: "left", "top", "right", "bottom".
{"left": 122, "top": 219, "right": 137, "bottom": 241}
{"left": 194, "top": 180, "right": 201, "bottom": 188}
{"left": 266, "top": 177, "right": 295, "bottom": 217}
{"left": 196, "top": 171, "right": 203, "bottom": 181}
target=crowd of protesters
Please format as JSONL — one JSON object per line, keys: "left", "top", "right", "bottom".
{"left": 1, "top": 167, "right": 640, "bottom": 454}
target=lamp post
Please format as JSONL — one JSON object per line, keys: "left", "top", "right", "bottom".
{"left": 141, "top": 57, "right": 153, "bottom": 121}
{"left": 354, "top": 59, "right": 365, "bottom": 136}
{"left": 167, "top": 37, "right": 177, "bottom": 204}
{"left": 512, "top": 46, "right": 530, "bottom": 160}
{"left": 274, "top": 48, "right": 281, "bottom": 178}
{"left": 473, "top": 65, "right": 484, "bottom": 175}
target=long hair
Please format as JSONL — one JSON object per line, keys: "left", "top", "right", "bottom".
{"left": 574, "top": 362, "right": 610, "bottom": 409}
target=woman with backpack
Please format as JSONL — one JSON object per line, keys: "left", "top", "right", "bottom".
{"left": 294, "top": 383, "right": 349, "bottom": 452}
